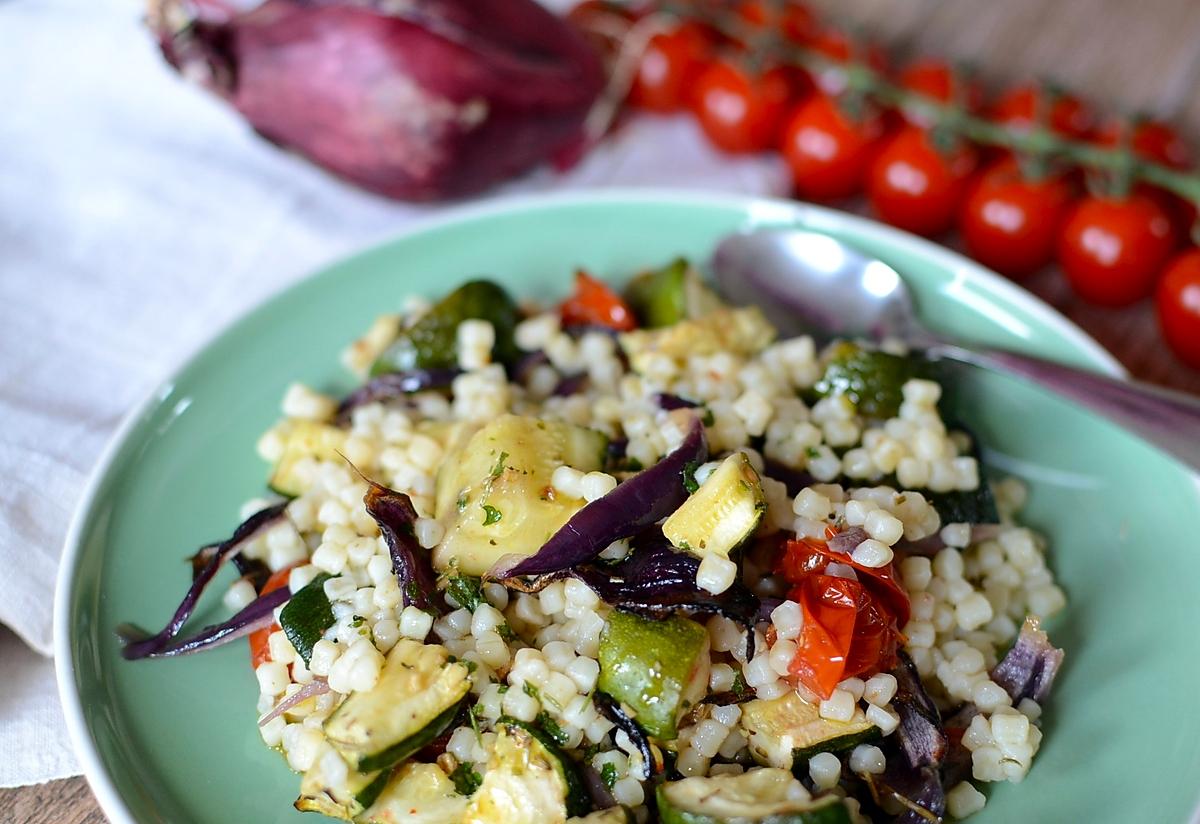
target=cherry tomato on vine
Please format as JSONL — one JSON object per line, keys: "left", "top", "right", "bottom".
{"left": 735, "top": 0, "right": 818, "bottom": 43}
{"left": 897, "top": 58, "right": 984, "bottom": 124}
{"left": 628, "top": 23, "right": 712, "bottom": 112}
{"left": 807, "top": 28, "right": 889, "bottom": 71}
{"left": 959, "top": 158, "right": 1074, "bottom": 279}
{"left": 781, "top": 93, "right": 885, "bottom": 201}
{"left": 1156, "top": 249, "right": 1200, "bottom": 368}
{"left": 1097, "top": 119, "right": 1193, "bottom": 169}
{"left": 991, "top": 85, "right": 1096, "bottom": 138}
{"left": 1057, "top": 194, "right": 1177, "bottom": 306}
{"left": 692, "top": 60, "right": 796, "bottom": 153}
{"left": 866, "top": 125, "right": 977, "bottom": 237}
{"left": 248, "top": 566, "right": 295, "bottom": 669}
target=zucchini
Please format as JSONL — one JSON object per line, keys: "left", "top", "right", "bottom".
{"left": 279, "top": 573, "right": 335, "bottom": 665}
{"left": 371, "top": 280, "right": 520, "bottom": 375}
{"left": 569, "top": 808, "right": 634, "bottom": 824}
{"left": 357, "top": 762, "right": 471, "bottom": 824}
{"left": 501, "top": 718, "right": 589, "bottom": 817}
{"left": 295, "top": 750, "right": 388, "bottom": 820}
{"left": 662, "top": 453, "right": 765, "bottom": 559}
{"left": 813, "top": 342, "right": 923, "bottom": 420}
{"left": 461, "top": 723, "right": 582, "bottom": 824}
{"left": 323, "top": 639, "right": 470, "bottom": 773}
{"left": 432, "top": 415, "right": 608, "bottom": 576}
{"left": 269, "top": 421, "right": 348, "bottom": 497}
{"left": 623, "top": 258, "right": 723, "bottom": 328}
{"left": 739, "top": 691, "right": 877, "bottom": 771}
{"left": 656, "top": 770, "right": 851, "bottom": 824}
{"left": 619, "top": 307, "right": 776, "bottom": 375}
{"left": 596, "top": 611, "right": 710, "bottom": 741}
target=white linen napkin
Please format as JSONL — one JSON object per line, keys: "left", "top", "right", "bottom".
{"left": 0, "top": 0, "right": 789, "bottom": 787}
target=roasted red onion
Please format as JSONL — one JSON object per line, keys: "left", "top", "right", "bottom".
{"left": 991, "top": 616, "right": 1064, "bottom": 705}
{"left": 149, "top": 0, "right": 605, "bottom": 200}
{"left": 258, "top": 678, "right": 331, "bottom": 726}
{"left": 364, "top": 479, "right": 443, "bottom": 615}
{"left": 891, "top": 650, "right": 948, "bottom": 769}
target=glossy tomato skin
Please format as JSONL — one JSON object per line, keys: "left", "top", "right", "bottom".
{"left": 692, "top": 60, "right": 796, "bottom": 153}
{"left": 1097, "top": 119, "right": 1193, "bottom": 169}
{"left": 782, "top": 94, "right": 885, "bottom": 201}
{"left": 991, "top": 85, "right": 1096, "bottom": 138}
{"left": 959, "top": 159, "right": 1074, "bottom": 279}
{"left": 249, "top": 566, "right": 295, "bottom": 669}
{"left": 866, "top": 126, "right": 977, "bottom": 237}
{"left": 898, "top": 59, "right": 984, "bottom": 108}
{"left": 629, "top": 23, "right": 712, "bottom": 112}
{"left": 1156, "top": 249, "right": 1200, "bottom": 368}
{"left": 735, "top": 0, "right": 818, "bottom": 43}
{"left": 1057, "top": 194, "right": 1177, "bottom": 307}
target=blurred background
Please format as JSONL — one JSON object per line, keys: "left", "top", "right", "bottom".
{"left": 2, "top": 0, "right": 1199, "bottom": 819}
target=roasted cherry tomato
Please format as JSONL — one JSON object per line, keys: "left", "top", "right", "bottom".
{"left": 560, "top": 270, "right": 637, "bottom": 331}
{"left": 1057, "top": 193, "right": 1177, "bottom": 306}
{"left": 866, "top": 125, "right": 977, "bottom": 237}
{"left": 629, "top": 23, "right": 712, "bottom": 112}
{"left": 959, "top": 158, "right": 1074, "bottom": 279}
{"left": 249, "top": 565, "right": 295, "bottom": 669}
{"left": 1156, "top": 249, "right": 1200, "bottom": 368}
{"left": 692, "top": 60, "right": 796, "bottom": 153}
{"left": 781, "top": 93, "right": 885, "bottom": 201}
{"left": 991, "top": 85, "right": 1095, "bottom": 138}
{"left": 779, "top": 536, "right": 908, "bottom": 699}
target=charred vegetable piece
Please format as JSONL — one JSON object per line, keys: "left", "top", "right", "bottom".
{"left": 461, "top": 723, "right": 583, "bottom": 824}
{"left": 269, "top": 421, "right": 347, "bottom": 497}
{"left": 365, "top": 480, "right": 443, "bottom": 615}
{"left": 923, "top": 484, "right": 1000, "bottom": 525}
{"left": 570, "top": 808, "right": 634, "bottom": 824}
{"left": 662, "top": 452, "right": 765, "bottom": 559}
{"left": 739, "top": 691, "right": 877, "bottom": 771}
{"left": 371, "top": 280, "right": 520, "bottom": 375}
{"left": 865, "top": 762, "right": 945, "bottom": 824}
{"left": 295, "top": 753, "right": 388, "bottom": 820}
{"left": 591, "top": 691, "right": 655, "bottom": 778}
{"left": 491, "top": 412, "right": 706, "bottom": 581}
{"left": 656, "top": 769, "right": 851, "bottom": 824}
{"left": 334, "top": 368, "right": 461, "bottom": 423}
{"left": 499, "top": 719, "right": 590, "bottom": 817}
{"left": 890, "top": 650, "right": 948, "bottom": 769}
{"left": 814, "top": 342, "right": 922, "bottom": 419}
{"left": 623, "top": 258, "right": 724, "bottom": 328}
{"left": 991, "top": 616, "right": 1065, "bottom": 704}
{"left": 357, "top": 762, "right": 470, "bottom": 824}
{"left": 323, "top": 640, "right": 470, "bottom": 773}
{"left": 278, "top": 573, "right": 334, "bottom": 665}
{"left": 433, "top": 415, "right": 607, "bottom": 577}
{"left": 619, "top": 307, "right": 776, "bottom": 375}
{"left": 597, "top": 611, "right": 710, "bottom": 741}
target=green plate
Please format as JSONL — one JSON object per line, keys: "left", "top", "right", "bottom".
{"left": 56, "top": 191, "right": 1200, "bottom": 823}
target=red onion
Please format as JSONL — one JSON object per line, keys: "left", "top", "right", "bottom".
{"left": 258, "top": 678, "right": 331, "bottom": 726}
{"left": 149, "top": 0, "right": 605, "bottom": 200}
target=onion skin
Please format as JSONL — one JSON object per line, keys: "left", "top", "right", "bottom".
{"left": 150, "top": 0, "right": 605, "bottom": 201}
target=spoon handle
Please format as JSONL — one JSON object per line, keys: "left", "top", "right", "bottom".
{"left": 929, "top": 344, "right": 1200, "bottom": 473}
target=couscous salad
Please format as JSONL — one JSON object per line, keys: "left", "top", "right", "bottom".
{"left": 120, "top": 261, "right": 1064, "bottom": 824}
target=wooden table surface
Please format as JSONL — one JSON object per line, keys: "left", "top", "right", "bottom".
{"left": 5, "top": 0, "right": 1199, "bottom": 821}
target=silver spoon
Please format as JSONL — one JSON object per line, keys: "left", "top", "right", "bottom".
{"left": 710, "top": 228, "right": 1200, "bottom": 473}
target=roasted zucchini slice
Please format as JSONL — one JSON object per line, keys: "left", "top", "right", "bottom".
{"left": 662, "top": 452, "right": 765, "bottom": 559}
{"left": 739, "top": 691, "right": 878, "bottom": 771}
{"left": 295, "top": 750, "right": 388, "bottom": 820}
{"left": 323, "top": 640, "right": 470, "bottom": 773}
{"left": 356, "top": 762, "right": 471, "bottom": 824}
{"left": 461, "top": 722, "right": 586, "bottom": 824}
{"left": 656, "top": 769, "right": 851, "bottom": 824}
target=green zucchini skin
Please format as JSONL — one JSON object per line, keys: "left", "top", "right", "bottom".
{"left": 655, "top": 774, "right": 851, "bottom": 824}
{"left": 500, "top": 718, "right": 590, "bottom": 818}
{"left": 357, "top": 700, "right": 462, "bottom": 774}
{"left": 278, "top": 573, "right": 334, "bottom": 665}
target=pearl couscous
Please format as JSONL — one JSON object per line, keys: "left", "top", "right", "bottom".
{"left": 122, "top": 262, "right": 1066, "bottom": 824}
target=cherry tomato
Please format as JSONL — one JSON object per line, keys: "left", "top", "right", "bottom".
{"left": 692, "top": 60, "right": 795, "bottom": 153}
{"left": 959, "top": 158, "right": 1074, "bottom": 279}
{"left": 779, "top": 536, "right": 907, "bottom": 699}
{"left": 560, "top": 270, "right": 637, "bottom": 331}
{"left": 866, "top": 125, "right": 977, "bottom": 237}
{"left": 735, "top": 0, "right": 818, "bottom": 43}
{"left": 991, "top": 85, "right": 1095, "bottom": 138}
{"left": 807, "top": 28, "right": 889, "bottom": 71}
{"left": 629, "top": 23, "right": 712, "bottom": 112}
{"left": 1057, "top": 194, "right": 1177, "bottom": 306}
{"left": 1156, "top": 249, "right": 1200, "bottom": 368}
{"left": 781, "top": 93, "right": 885, "bottom": 201}
{"left": 1097, "top": 119, "right": 1193, "bottom": 169}
{"left": 897, "top": 59, "right": 984, "bottom": 125}
{"left": 249, "top": 565, "right": 295, "bottom": 669}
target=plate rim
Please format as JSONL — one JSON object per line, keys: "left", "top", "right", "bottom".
{"left": 52, "top": 187, "right": 1125, "bottom": 824}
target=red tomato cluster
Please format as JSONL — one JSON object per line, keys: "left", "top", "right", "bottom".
{"left": 777, "top": 536, "right": 910, "bottom": 699}
{"left": 578, "top": 0, "right": 1200, "bottom": 368}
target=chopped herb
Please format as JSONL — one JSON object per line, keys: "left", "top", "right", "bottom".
{"left": 622, "top": 457, "right": 644, "bottom": 472}
{"left": 350, "top": 615, "right": 365, "bottom": 628}
{"left": 468, "top": 703, "right": 484, "bottom": 742}
{"left": 582, "top": 742, "right": 602, "bottom": 761}
{"left": 732, "top": 670, "right": 749, "bottom": 698}
{"left": 536, "top": 712, "right": 570, "bottom": 746}
{"left": 497, "top": 684, "right": 509, "bottom": 694}
{"left": 490, "top": 450, "right": 510, "bottom": 480}
{"left": 700, "top": 407, "right": 715, "bottom": 427}
{"left": 523, "top": 682, "right": 541, "bottom": 700}
{"left": 481, "top": 504, "right": 503, "bottom": 525}
{"left": 683, "top": 460, "right": 700, "bottom": 494}
{"left": 456, "top": 491, "right": 469, "bottom": 512}
{"left": 600, "top": 762, "right": 618, "bottom": 790}
{"left": 446, "top": 574, "right": 484, "bottom": 612}
{"left": 404, "top": 581, "right": 422, "bottom": 607}
{"left": 463, "top": 660, "right": 478, "bottom": 673}
{"left": 449, "top": 762, "right": 483, "bottom": 796}
{"left": 496, "top": 622, "right": 517, "bottom": 642}
{"left": 805, "top": 446, "right": 821, "bottom": 460}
